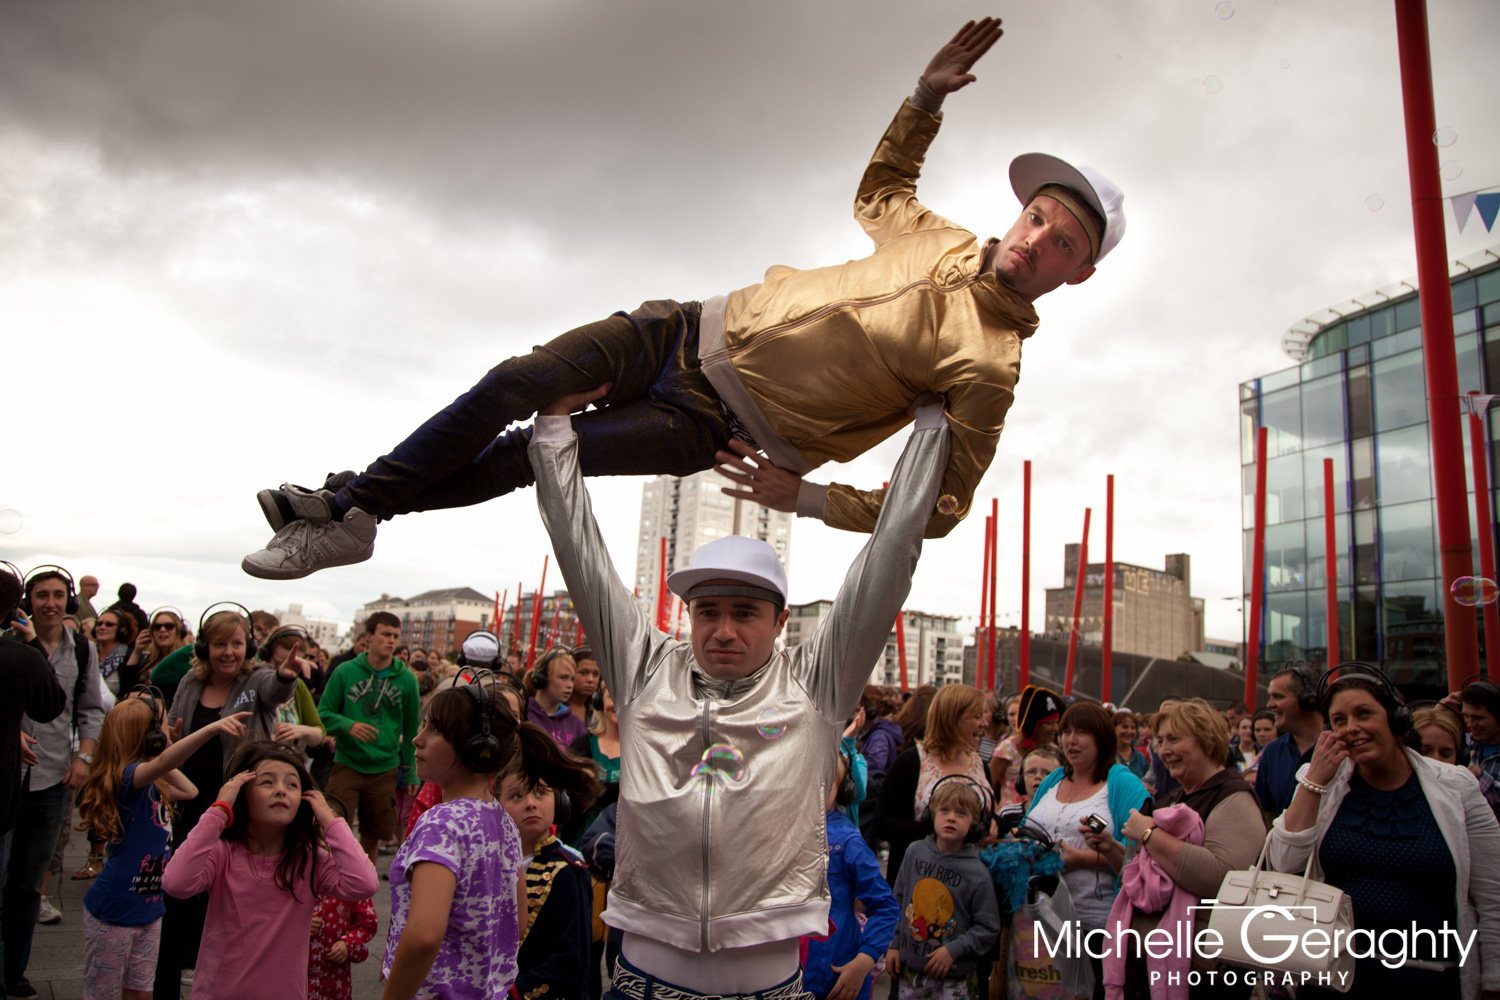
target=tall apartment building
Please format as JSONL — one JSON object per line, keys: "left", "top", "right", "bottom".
{"left": 875, "top": 610, "right": 964, "bottom": 688}
{"left": 1043, "top": 546, "right": 1205, "bottom": 661}
{"left": 355, "top": 587, "right": 493, "bottom": 656}
{"left": 635, "top": 469, "right": 794, "bottom": 619}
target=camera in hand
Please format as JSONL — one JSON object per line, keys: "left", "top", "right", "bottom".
{"left": 1082, "top": 813, "right": 1107, "bottom": 835}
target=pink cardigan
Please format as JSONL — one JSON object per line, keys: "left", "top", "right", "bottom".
{"left": 1102, "top": 804, "right": 1203, "bottom": 1000}
{"left": 162, "top": 808, "right": 379, "bottom": 1000}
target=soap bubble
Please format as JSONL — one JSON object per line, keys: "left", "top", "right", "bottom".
{"left": 690, "top": 743, "right": 745, "bottom": 786}
{"left": 1442, "top": 161, "right": 1464, "bottom": 181}
{"left": 1452, "top": 577, "right": 1499, "bottom": 607}
{"left": 937, "top": 495, "right": 959, "bottom": 516}
{"left": 1433, "top": 127, "right": 1457, "bottom": 148}
{"left": 1365, "top": 195, "right": 1384, "bottom": 212}
{"left": 756, "top": 708, "right": 787, "bottom": 739}
{"left": 1204, "top": 76, "right": 1224, "bottom": 95}
{"left": 1278, "top": 59, "right": 1291, "bottom": 69}
{"left": 1215, "top": 1, "right": 1235, "bottom": 18}
{"left": 0, "top": 509, "right": 19, "bottom": 534}
{"left": 1114, "top": 53, "right": 1123, "bottom": 61}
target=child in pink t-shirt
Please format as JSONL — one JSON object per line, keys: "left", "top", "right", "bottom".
{"left": 162, "top": 740, "right": 379, "bottom": 1000}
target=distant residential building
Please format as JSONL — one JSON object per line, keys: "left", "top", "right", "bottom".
{"left": 1044, "top": 546, "right": 1205, "bottom": 661}
{"left": 876, "top": 611, "right": 963, "bottom": 688}
{"left": 1205, "top": 637, "right": 1244, "bottom": 662}
{"left": 498, "top": 590, "right": 580, "bottom": 657}
{"left": 784, "top": 599, "right": 834, "bottom": 649}
{"left": 355, "top": 587, "right": 493, "bottom": 656}
{"left": 270, "top": 603, "right": 344, "bottom": 651}
{"left": 636, "top": 469, "right": 794, "bottom": 623}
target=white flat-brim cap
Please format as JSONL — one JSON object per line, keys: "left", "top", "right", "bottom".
{"left": 1009, "top": 153, "right": 1126, "bottom": 264}
{"left": 666, "top": 535, "right": 788, "bottom": 603}
{"left": 461, "top": 630, "right": 499, "bottom": 662}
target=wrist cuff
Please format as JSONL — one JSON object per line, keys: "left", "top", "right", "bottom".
{"left": 910, "top": 78, "right": 946, "bottom": 115}
{"left": 796, "top": 481, "right": 829, "bottom": 520}
{"left": 913, "top": 404, "right": 945, "bottom": 431}
{"left": 532, "top": 414, "right": 575, "bottom": 442}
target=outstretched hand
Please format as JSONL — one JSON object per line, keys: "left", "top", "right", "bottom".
{"left": 921, "top": 17, "right": 1003, "bottom": 95}
{"left": 715, "top": 439, "right": 801, "bottom": 513}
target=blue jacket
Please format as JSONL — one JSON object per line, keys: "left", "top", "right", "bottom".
{"left": 802, "top": 811, "right": 898, "bottom": 1000}
{"left": 1023, "top": 763, "right": 1149, "bottom": 892}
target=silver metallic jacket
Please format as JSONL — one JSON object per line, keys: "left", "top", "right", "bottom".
{"left": 528, "top": 409, "right": 948, "bottom": 952}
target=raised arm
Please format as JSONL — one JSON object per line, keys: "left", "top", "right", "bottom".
{"left": 855, "top": 17, "right": 1003, "bottom": 247}
{"left": 529, "top": 390, "right": 673, "bottom": 707}
{"left": 795, "top": 408, "right": 948, "bottom": 721}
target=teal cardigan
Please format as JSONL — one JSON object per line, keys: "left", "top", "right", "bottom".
{"left": 1022, "top": 762, "right": 1150, "bottom": 890}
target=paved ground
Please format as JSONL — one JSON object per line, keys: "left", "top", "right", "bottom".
{"left": 26, "top": 828, "right": 897, "bottom": 999}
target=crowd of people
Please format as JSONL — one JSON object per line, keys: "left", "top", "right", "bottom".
{"left": 9, "top": 550, "right": 1500, "bottom": 999}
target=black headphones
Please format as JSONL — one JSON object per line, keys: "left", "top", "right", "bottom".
{"left": 1276, "top": 660, "right": 1323, "bottom": 714}
{"left": 528, "top": 646, "right": 571, "bottom": 691}
{"left": 459, "top": 669, "right": 504, "bottom": 772}
{"left": 131, "top": 684, "right": 170, "bottom": 757}
{"left": 920, "top": 774, "right": 994, "bottom": 845}
{"left": 257, "top": 625, "right": 311, "bottom": 662}
{"left": 2, "top": 561, "right": 23, "bottom": 622}
{"left": 194, "top": 602, "right": 259, "bottom": 662}
{"left": 20, "top": 565, "right": 79, "bottom": 616}
{"left": 1315, "top": 661, "right": 1412, "bottom": 738}
{"left": 1014, "top": 746, "right": 1065, "bottom": 798}
{"left": 835, "top": 745, "right": 857, "bottom": 808}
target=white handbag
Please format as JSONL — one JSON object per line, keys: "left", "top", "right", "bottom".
{"left": 1205, "top": 832, "right": 1354, "bottom": 992}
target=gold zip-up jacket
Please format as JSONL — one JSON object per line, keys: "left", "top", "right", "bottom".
{"left": 698, "top": 99, "right": 1039, "bottom": 539}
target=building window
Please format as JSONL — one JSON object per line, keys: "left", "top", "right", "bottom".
{"left": 1375, "top": 424, "right": 1432, "bottom": 507}
{"left": 1379, "top": 500, "right": 1436, "bottom": 583}
{"left": 1372, "top": 351, "right": 1426, "bottom": 432}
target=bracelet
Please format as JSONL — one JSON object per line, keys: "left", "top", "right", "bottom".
{"left": 1297, "top": 776, "right": 1327, "bottom": 796}
{"left": 210, "top": 800, "right": 235, "bottom": 825}
{"left": 1141, "top": 825, "right": 1156, "bottom": 845}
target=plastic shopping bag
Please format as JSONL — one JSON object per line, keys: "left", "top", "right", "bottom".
{"left": 1007, "top": 882, "right": 1094, "bottom": 1000}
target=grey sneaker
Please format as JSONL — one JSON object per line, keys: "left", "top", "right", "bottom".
{"left": 36, "top": 896, "right": 61, "bottom": 925}
{"left": 256, "top": 471, "right": 357, "bottom": 531}
{"left": 241, "top": 507, "right": 377, "bottom": 580}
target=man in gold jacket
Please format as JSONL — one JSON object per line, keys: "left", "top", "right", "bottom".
{"left": 243, "top": 17, "right": 1125, "bottom": 581}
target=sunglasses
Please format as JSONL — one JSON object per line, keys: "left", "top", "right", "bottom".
{"left": 152, "top": 622, "right": 176, "bottom": 632}
{"left": 96, "top": 621, "right": 118, "bottom": 628}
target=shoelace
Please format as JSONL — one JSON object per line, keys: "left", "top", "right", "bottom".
{"left": 266, "top": 519, "right": 317, "bottom": 563}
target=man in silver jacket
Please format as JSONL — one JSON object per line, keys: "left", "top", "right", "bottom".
{"left": 529, "top": 391, "right": 948, "bottom": 997}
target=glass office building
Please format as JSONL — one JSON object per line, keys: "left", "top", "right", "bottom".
{"left": 1240, "top": 247, "right": 1500, "bottom": 679}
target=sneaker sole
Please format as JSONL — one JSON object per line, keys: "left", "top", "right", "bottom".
{"left": 241, "top": 545, "right": 374, "bottom": 581}
{"left": 257, "top": 489, "right": 293, "bottom": 533}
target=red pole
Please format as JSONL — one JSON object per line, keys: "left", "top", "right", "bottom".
{"left": 1063, "top": 508, "right": 1091, "bottom": 697}
{"left": 979, "top": 515, "right": 992, "bottom": 686}
{"left": 1245, "top": 427, "right": 1268, "bottom": 706}
{"left": 987, "top": 497, "right": 998, "bottom": 690}
{"left": 495, "top": 589, "right": 505, "bottom": 637}
{"left": 526, "top": 557, "right": 549, "bottom": 671}
{"left": 1020, "top": 460, "right": 1031, "bottom": 689}
{"left": 1323, "top": 459, "right": 1340, "bottom": 666}
{"left": 1468, "top": 394, "right": 1500, "bottom": 678}
{"left": 673, "top": 597, "right": 684, "bottom": 641}
{"left": 548, "top": 603, "right": 561, "bottom": 647}
{"left": 1102, "top": 475, "right": 1114, "bottom": 704}
{"left": 574, "top": 618, "right": 584, "bottom": 647}
{"left": 1395, "top": 0, "right": 1477, "bottom": 691}
{"left": 895, "top": 610, "right": 909, "bottom": 692}
{"left": 656, "top": 536, "right": 669, "bottom": 632}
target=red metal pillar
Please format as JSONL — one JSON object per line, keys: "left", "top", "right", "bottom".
{"left": 1064, "top": 508, "right": 1091, "bottom": 697}
{"left": 895, "top": 610, "right": 909, "bottom": 693}
{"left": 987, "top": 497, "right": 998, "bottom": 689}
{"left": 1102, "top": 475, "right": 1114, "bottom": 704}
{"left": 495, "top": 589, "right": 505, "bottom": 637}
{"left": 511, "top": 581, "right": 523, "bottom": 655}
{"left": 1245, "top": 427, "right": 1267, "bottom": 707}
{"left": 656, "top": 537, "right": 670, "bottom": 632}
{"left": 1468, "top": 393, "right": 1500, "bottom": 678}
{"left": 979, "top": 515, "right": 992, "bottom": 686}
{"left": 1394, "top": 0, "right": 1477, "bottom": 690}
{"left": 1020, "top": 461, "right": 1032, "bottom": 689}
{"left": 1324, "top": 459, "right": 1340, "bottom": 666}
{"left": 526, "top": 557, "right": 549, "bottom": 671}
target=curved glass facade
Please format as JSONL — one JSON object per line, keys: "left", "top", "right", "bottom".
{"left": 1241, "top": 264, "right": 1500, "bottom": 676}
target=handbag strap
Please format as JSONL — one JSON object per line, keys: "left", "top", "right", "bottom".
{"left": 1250, "top": 828, "right": 1319, "bottom": 907}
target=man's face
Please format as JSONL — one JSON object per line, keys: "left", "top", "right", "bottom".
{"left": 79, "top": 576, "right": 99, "bottom": 599}
{"left": 1266, "top": 675, "right": 1307, "bottom": 733}
{"left": 28, "top": 580, "right": 69, "bottom": 628}
{"left": 688, "top": 589, "right": 789, "bottom": 681}
{"left": 1463, "top": 701, "right": 1500, "bottom": 744}
{"left": 354, "top": 632, "right": 371, "bottom": 652}
{"left": 991, "top": 195, "right": 1096, "bottom": 301}
{"left": 369, "top": 624, "right": 400, "bottom": 659}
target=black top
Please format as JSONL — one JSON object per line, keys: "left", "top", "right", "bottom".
{"left": 870, "top": 747, "right": 925, "bottom": 888}
{"left": 176, "top": 700, "right": 226, "bottom": 844}
{"left": 0, "top": 636, "right": 67, "bottom": 834}
{"left": 515, "top": 838, "right": 593, "bottom": 999}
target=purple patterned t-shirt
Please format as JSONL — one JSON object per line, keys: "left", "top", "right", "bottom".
{"left": 383, "top": 797, "right": 522, "bottom": 999}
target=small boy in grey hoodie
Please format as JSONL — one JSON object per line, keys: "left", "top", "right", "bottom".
{"left": 886, "top": 778, "right": 1002, "bottom": 999}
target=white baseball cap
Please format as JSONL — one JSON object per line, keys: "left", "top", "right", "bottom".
{"left": 461, "top": 630, "right": 499, "bottom": 664}
{"left": 666, "top": 535, "right": 788, "bottom": 608}
{"left": 1008, "top": 154, "right": 1126, "bottom": 263}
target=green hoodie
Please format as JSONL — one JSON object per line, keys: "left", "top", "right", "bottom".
{"left": 318, "top": 653, "right": 420, "bottom": 781}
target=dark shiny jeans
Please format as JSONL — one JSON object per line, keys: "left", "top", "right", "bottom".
{"left": 342, "top": 300, "right": 730, "bottom": 519}
{"left": 1, "top": 782, "right": 68, "bottom": 991}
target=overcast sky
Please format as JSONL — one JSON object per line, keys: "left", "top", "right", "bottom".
{"left": 3, "top": 0, "right": 1497, "bottom": 651}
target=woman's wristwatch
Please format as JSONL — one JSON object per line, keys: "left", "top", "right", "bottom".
{"left": 1141, "top": 825, "right": 1157, "bottom": 845}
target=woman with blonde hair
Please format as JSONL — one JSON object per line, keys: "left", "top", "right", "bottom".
{"left": 123, "top": 608, "right": 190, "bottom": 698}
{"left": 1413, "top": 704, "right": 1467, "bottom": 767}
{"left": 871, "top": 683, "right": 991, "bottom": 887}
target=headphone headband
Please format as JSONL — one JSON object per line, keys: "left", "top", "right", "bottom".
{"left": 1315, "top": 660, "right": 1412, "bottom": 737}
{"left": 194, "top": 601, "right": 259, "bottom": 662}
